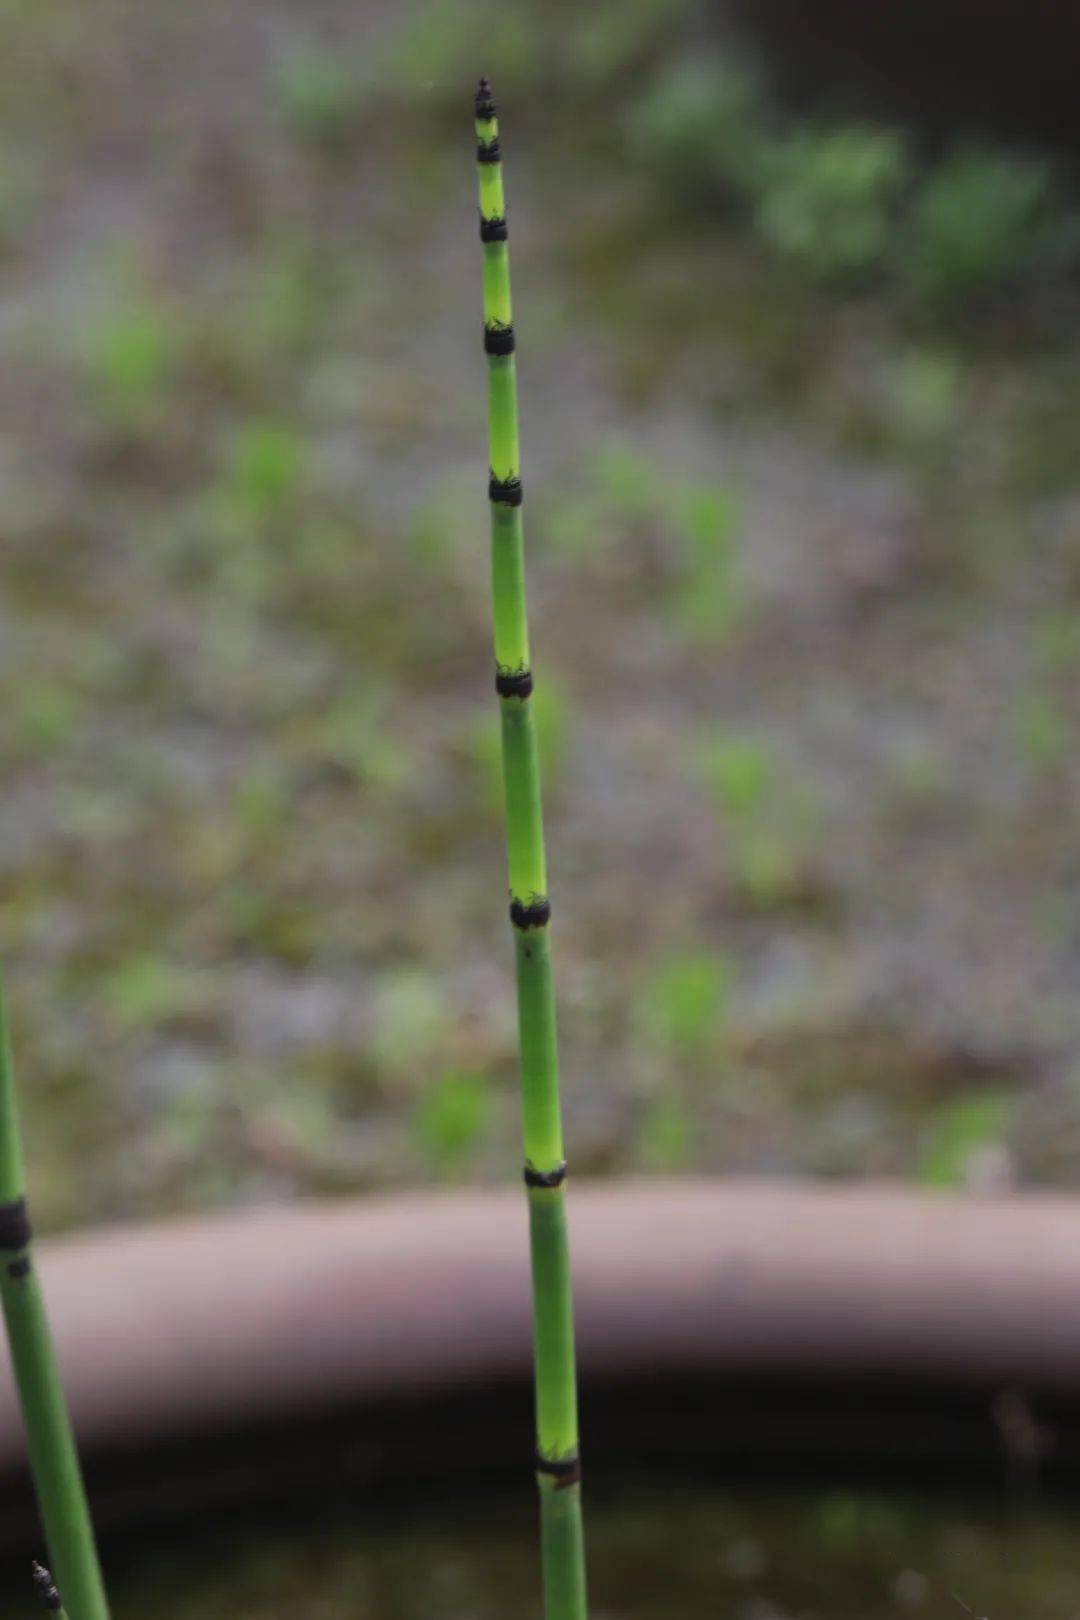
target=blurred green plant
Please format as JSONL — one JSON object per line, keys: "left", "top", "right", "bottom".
{"left": 640, "top": 951, "right": 730, "bottom": 1054}
{"left": 274, "top": 50, "right": 368, "bottom": 147}
{"left": 378, "top": 2, "right": 541, "bottom": 100}
{"left": 637, "top": 1093, "right": 693, "bottom": 1172}
{"left": 231, "top": 761, "right": 289, "bottom": 842}
{"left": 248, "top": 247, "right": 333, "bottom": 358}
{"left": 379, "top": 0, "right": 676, "bottom": 109}
{"left": 1033, "top": 609, "right": 1080, "bottom": 674}
{"left": 753, "top": 127, "right": 909, "bottom": 283}
{"left": 698, "top": 733, "right": 822, "bottom": 913}
{"left": 99, "top": 956, "right": 202, "bottom": 1037}
{"left": 12, "top": 681, "right": 82, "bottom": 757}
{"left": 592, "top": 442, "right": 660, "bottom": 521}
{"left": 86, "top": 303, "right": 182, "bottom": 424}
{"left": 701, "top": 736, "right": 771, "bottom": 823}
{"left": 1012, "top": 690, "right": 1069, "bottom": 773}
{"left": 625, "top": 56, "right": 766, "bottom": 190}
{"left": 224, "top": 888, "right": 320, "bottom": 968}
{"left": 227, "top": 422, "right": 304, "bottom": 518}
{"left": 549, "top": 443, "right": 740, "bottom": 642}
{"left": 918, "top": 1093, "right": 1013, "bottom": 1188}
{"left": 199, "top": 420, "right": 307, "bottom": 604}
{"left": 668, "top": 484, "right": 740, "bottom": 640}
{"left": 569, "top": 0, "right": 692, "bottom": 86}
{"left": 890, "top": 350, "right": 962, "bottom": 442}
{"left": 903, "top": 147, "right": 1061, "bottom": 304}
{"left": 630, "top": 46, "right": 1080, "bottom": 306}
{"left": 305, "top": 688, "right": 411, "bottom": 791}
{"left": 371, "top": 968, "right": 450, "bottom": 1083}
{"left": 413, "top": 1069, "right": 491, "bottom": 1172}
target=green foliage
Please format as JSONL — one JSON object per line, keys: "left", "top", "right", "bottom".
{"left": 904, "top": 147, "right": 1060, "bottom": 303}
{"left": 549, "top": 442, "right": 741, "bottom": 641}
{"left": 371, "top": 969, "right": 450, "bottom": 1081}
{"left": 890, "top": 350, "right": 962, "bottom": 441}
{"left": 379, "top": 1, "right": 541, "bottom": 98}
{"left": 232, "top": 762, "right": 288, "bottom": 841}
{"left": 274, "top": 50, "right": 368, "bottom": 146}
{"left": 593, "top": 442, "right": 660, "bottom": 519}
{"left": 224, "top": 890, "right": 320, "bottom": 968}
{"left": 380, "top": 0, "right": 672, "bottom": 106}
{"left": 406, "top": 473, "right": 474, "bottom": 566}
{"left": 754, "top": 127, "right": 909, "bottom": 283}
{"left": 0, "top": 166, "right": 23, "bottom": 258}
{"left": 640, "top": 951, "right": 730, "bottom": 1053}
{"left": 631, "top": 47, "right": 1079, "bottom": 304}
{"left": 669, "top": 484, "right": 740, "bottom": 639}
{"left": 547, "top": 444, "right": 658, "bottom": 557}
{"left": 247, "top": 247, "right": 332, "bottom": 357}
{"left": 12, "top": 681, "right": 81, "bottom": 755}
{"left": 1012, "top": 690, "right": 1068, "bottom": 772}
{"left": 638, "top": 1093, "right": 693, "bottom": 1172}
{"left": 697, "top": 733, "right": 822, "bottom": 912}
{"left": 99, "top": 956, "right": 204, "bottom": 1036}
{"left": 625, "top": 56, "right": 766, "bottom": 189}
{"left": 227, "top": 422, "right": 304, "bottom": 518}
{"left": 700, "top": 736, "right": 771, "bottom": 823}
{"left": 414, "top": 1069, "right": 491, "bottom": 1171}
{"left": 306, "top": 688, "right": 410, "bottom": 790}
{"left": 730, "top": 829, "right": 804, "bottom": 910}
{"left": 568, "top": 0, "right": 690, "bottom": 86}
{"left": 1034, "top": 610, "right": 1080, "bottom": 673}
{"left": 87, "top": 304, "right": 180, "bottom": 419}
{"left": 917, "top": 1093, "right": 1013, "bottom": 1188}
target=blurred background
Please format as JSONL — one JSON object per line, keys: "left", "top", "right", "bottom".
{"left": 5, "top": 0, "right": 1080, "bottom": 1232}
{"left": 7, "top": 0, "right": 1080, "bottom": 1614}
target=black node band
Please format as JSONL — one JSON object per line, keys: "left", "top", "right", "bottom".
{"left": 483, "top": 323, "right": 515, "bottom": 356}
{"left": 477, "top": 139, "right": 501, "bottom": 164}
{"left": 496, "top": 668, "right": 533, "bottom": 699}
{"left": 488, "top": 475, "right": 522, "bottom": 505}
{"left": 32, "top": 1565, "right": 62, "bottom": 1612}
{"left": 536, "top": 1452, "right": 582, "bottom": 1488}
{"left": 525, "top": 1161, "right": 567, "bottom": 1189}
{"left": 479, "top": 214, "right": 508, "bottom": 243}
{"left": 0, "top": 1197, "right": 31, "bottom": 1251}
{"left": 7, "top": 1256, "right": 30, "bottom": 1281}
{"left": 510, "top": 897, "right": 551, "bottom": 930}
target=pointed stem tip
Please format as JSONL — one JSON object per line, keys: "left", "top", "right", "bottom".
{"left": 475, "top": 76, "right": 496, "bottom": 118}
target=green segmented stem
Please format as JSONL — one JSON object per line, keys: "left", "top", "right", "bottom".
{"left": 0, "top": 983, "right": 109, "bottom": 1620}
{"left": 475, "top": 77, "right": 588, "bottom": 1620}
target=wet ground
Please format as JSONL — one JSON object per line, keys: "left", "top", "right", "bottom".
{"left": 99, "top": 1480, "right": 1080, "bottom": 1620}
{"left": 3, "top": 0, "right": 1080, "bottom": 1229}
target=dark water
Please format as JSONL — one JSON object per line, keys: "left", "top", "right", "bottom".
{"left": 96, "top": 1480, "right": 1079, "bottom": 1620}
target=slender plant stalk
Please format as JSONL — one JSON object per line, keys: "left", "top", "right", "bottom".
{"left": 0, "top": 982, "right": 109, "bottom": 1620}
{"left": 474, "top": 77, "right": 588, "bottom": 1620}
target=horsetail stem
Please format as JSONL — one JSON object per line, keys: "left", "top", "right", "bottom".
{"left": 0, "top": 983, "right": 109, "bottom": 1620}
{"left": 474, "top": 77, "right": 588, "bottom": 1620}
